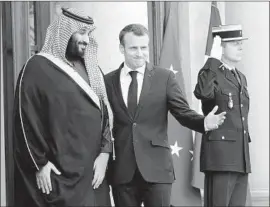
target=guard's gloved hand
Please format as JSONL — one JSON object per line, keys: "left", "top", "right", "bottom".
{"left": 210, "top": 35, "right": 222, "bottom": 60}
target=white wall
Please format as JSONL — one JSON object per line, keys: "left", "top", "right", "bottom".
{"left": 51, "top": 2, "right": 148, "bottom": 74}
{"left": 225, "top": 1, "right": 269, "bottom": 195}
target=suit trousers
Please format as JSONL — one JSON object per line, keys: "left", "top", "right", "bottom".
{"left": 204, "top": 171, "right": 248, "bottom": 207}
{"left": 112, "top": 168, "right": 172, "bottom": 207}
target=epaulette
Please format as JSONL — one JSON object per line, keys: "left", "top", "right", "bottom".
{"left": 219, "top": 63, "right": 226, "bottom": 71}
{"left": 218, "top": 61, "right": 235, "bottom": 71}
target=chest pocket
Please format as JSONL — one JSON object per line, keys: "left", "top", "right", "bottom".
{"left": 220, "top": 89, "right": 236, "bottom": 97}
{"left": 218, "top": 88, "right": 240, "bottom": 110}
{"left": 219, "top": 88, "right": 238, "bottom": 102}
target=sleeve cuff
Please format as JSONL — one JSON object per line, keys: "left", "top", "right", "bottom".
{"left": 101, "top": 142, "right": 112, "bottom": 153}
{"left": 36, "top": 159, "right": 49, "bottom": 171}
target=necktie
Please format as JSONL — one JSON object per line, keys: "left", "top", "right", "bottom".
{"left": 231, "top": 69, "right": 241, "bottom": 86}
{"left": 128, "top": 71, "right": 138, "bottom": 118}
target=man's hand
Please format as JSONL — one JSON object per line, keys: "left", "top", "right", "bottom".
{"left": 205, "top": 105, "right": 226, "bottom": 131}
{"left": 210, "top": 36, "right": 222, "bottom": 60}
{"left": 36, "top": 161, "right": 61, "bottom": 194}
{"left": 92, "top": 153, "right": 109, "bottom": 189}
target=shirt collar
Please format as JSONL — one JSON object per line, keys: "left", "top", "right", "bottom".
{"left": 123, "top": 63, "right": 146, "bottom": 76}
{"left": 219, "top": 60, "right": 236, "bottom": 71}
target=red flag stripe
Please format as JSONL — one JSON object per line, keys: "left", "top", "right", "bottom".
{"left": 205, "top": 1, "right": 222, "bottom": 56}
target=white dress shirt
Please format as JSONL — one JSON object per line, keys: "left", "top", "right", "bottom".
{"left": 220, "top": 60, "right": 235, "bottom": 71}
{"left": 120, "top": 63, "right": 145, "bottom": 106}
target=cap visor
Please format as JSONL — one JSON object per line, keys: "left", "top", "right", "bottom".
{"left": 222, "top": 37, "right": 248, "bottom": 42}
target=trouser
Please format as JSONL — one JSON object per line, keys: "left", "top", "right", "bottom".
{"left": 204, "top": 171, "right": 248, "bottom": 207}
{"left": 112, "top": 168, "right": 172, "bottom": 207}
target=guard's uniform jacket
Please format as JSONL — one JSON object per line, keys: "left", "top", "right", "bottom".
{"left": 194, "top": 58, "right": 251, "bottom": 173}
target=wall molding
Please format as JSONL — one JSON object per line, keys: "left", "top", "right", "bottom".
{"left": 251, "top": 189, "right": 269, "bottom": 206}
{"left": 201, "top": 189, "right": 269, "bottom": 206}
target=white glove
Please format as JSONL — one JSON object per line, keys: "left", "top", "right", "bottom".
{"left": 210, "top": 36, "right": 222, "bottom": 60}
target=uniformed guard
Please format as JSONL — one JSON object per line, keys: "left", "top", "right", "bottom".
{"left": 194, "top": 24, "right": 251, "bottom": 207}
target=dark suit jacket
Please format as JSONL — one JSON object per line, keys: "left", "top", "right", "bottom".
{"left": 194, "top": 58, "right": 251, "bottom": 173}
{"left": 105, "top": 62, "right": 205, "bottom": 185}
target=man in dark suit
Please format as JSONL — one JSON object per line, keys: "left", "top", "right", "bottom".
{"left": 105, "top": 24, "right": 226, "bottom": 207}
{"left": 194, "top": 24, "right": 251, "bottom": 207}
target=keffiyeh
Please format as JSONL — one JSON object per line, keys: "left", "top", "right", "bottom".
{"left": 40, "top": 8, "right": 114, "bottom": 131}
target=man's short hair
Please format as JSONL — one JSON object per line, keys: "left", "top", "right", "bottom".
{"left": 119, "top": 24, "right": 149, "bottom": 46}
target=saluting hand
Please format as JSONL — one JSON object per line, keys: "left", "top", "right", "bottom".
{"left": 210, "top": 36, "right": 222, "bottom": 60}
{"left": 36, "top": 161, "right": 61, "bottom": 194}
{"left": 205, "top": 105, "right": 226, "bottom": 131}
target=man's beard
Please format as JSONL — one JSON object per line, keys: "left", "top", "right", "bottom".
{"left": 65, "top": 38, "right": 85, "bottom": 61}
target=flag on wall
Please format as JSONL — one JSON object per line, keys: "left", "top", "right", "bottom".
{"left": 205, "top": 1, "right": 222, "bottom": 56}
{"left": 159, "top": 2, "right": 202, "bottom": 206}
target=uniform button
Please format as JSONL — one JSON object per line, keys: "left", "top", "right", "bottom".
{"left": 244, "top": 130, "right": 246, "bottom": 134}
{"left": 241, "top": 104, "right": 243, "bottom": 108}
{"left": 242, "top": 117, "right": 245, "bottom": 121}
{"left": 133, "top": 123, "right": 137, "bottom": 127}
{"left": 240, "top": 91, "right": 243, "bottom": 94}
{"left": 222, "top": 136, "right": 225, "bottom": 140}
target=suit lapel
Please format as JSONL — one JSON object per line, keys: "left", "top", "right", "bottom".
{"left": 224, "top": 68, "right": 240, "bottom": 90}
{"left": 134, "top": 63, "right": 154, "bottom": 120}
{"left": 112, "top": 63, "right": 132, "bottom": 120}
